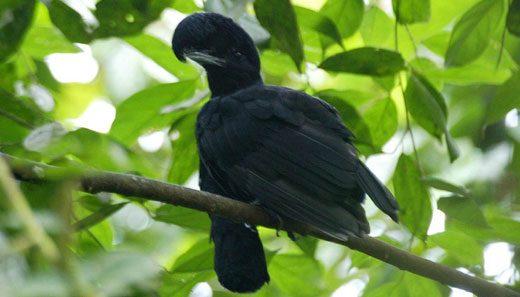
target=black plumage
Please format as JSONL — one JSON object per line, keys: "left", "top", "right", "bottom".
{"left": 172, "top": 12, "right": 399, "bottom": 293}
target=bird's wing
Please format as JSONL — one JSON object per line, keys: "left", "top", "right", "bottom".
{"left": 197, "top": 85, "right": 398, "bottom": 239}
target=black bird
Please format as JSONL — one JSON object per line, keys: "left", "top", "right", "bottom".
{"left": 172, "top": 12, "right": 399, "bottom": 293}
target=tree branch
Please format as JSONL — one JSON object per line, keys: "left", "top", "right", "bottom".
{"left": 2, "top": 153, "right": 518, "bottom": 297}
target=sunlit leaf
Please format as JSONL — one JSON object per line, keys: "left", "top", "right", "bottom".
{"left": 362, "top": 97, "right": 398, "bottom": 148}
{"left": 445, "top": 0, "right": 506, "bottom": 67}
{"left": 269, "top": 254, "right": 323, "bottom": 296}
{"left": 172, "top": 238, "right": 214, "bottom": 272}
{"left": 438, "top": 196, "right": 489, "bottom": 229}
{"left": 320, "top": 0, "right": 364, "bottom": 38}
{"left": 430, "top": 230, "right": 483, "bottom": 266}
{"left": 393, "top": 155, "right": 432, "bottom": 239}
{"left": 168, "top": 112, "right": 199, "bottom": 184}
{"left": 392, "top": 0, "right": 430, "bottom": 24}
{"left": 320, "top": 48, "right": 405, "bottom": 77}
{"left": 293, "top": 6, "right": 343, "bottom": 47}
{"left": 124, "top": 34, "right": 199, "bottom": 80}
{"left": 22, "top": 26, "right": 78, "bottom": 59}
{"left": 254, "top": 0, "right": 304, "bottom": 70}
{"left": 154, "top": 204, "right": 211, "bottom": 231}
{"left": 110, "top": 80, "right": 197, "bottom": 146}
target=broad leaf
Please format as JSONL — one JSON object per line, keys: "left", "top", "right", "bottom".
{"left": 320, "top": 0, "right": 364, "bottom": 38}
{"left": 294, "top": 6, "right": 343, "bottom": 47}
{"left": 269, "top": 254, "right": 323, "bottom": 296}
{"left": 445, "top": 0, "right": 506, "bottom": 67}
{"left": 405, "top": 71, "right": 459, "bottom": 162}
{"left": 125, "top": 34, "right": 199, "bottom": 80}
{"left": 362, "top": 97, "right": 398, "bottom": 148}
{"left": 171, "top": 238, "right": 214, "bottom": 272}
{"left": 430, "top": 230, "right": 483, "bottom": 266}
{"left": 21, "top": 26, "right": 78, "bottom": 59}
{"left": 47, "top": 0, "right": 93, "bottom": 43}
{"left": 392, "top": 0, "right": 430, "bottom": 24}
{"left": 110, "top": 80, "right": 197, "bottom": 145}
{"left": 393, "top": 155, "right": 432, "bottom": 239}
{"left": 320, "top": 47, "right": 405, "bottom": 77}
{"left": 168, "top": 112, "right": 199, "bottom": 185}
{"left": 254, "top": 0, "right": 304, "bottom": 70}
{"left": 438, "top": 196, "right": 489, "bottom": 228}
{"left": 154, "top": 204, "right": 210, "bottom": 231}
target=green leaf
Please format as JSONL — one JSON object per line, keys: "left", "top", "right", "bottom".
{"left": 320, "top": 0, "right": 364, "bottom": 38}
{"left": 254, "top": 0, "right": 304, "bottom": 70}
{"left": 168, "top": 112, "right": 199, "bottom": 184}
{"left": 73, "top": 202, "right": 127, "bottom": 231}
{"left": 445, "top": 0, "right": 506, "bottom": 67}
{"left": 21, "top": 25, "right": 78, "bottom": 59}
{"left": 0, "top": 91, "right": 48, "bottom": 127}
{"left": 362, "top": 97, "right": 398, "bottom": 148}
{"left": 294, "top": 237, "right": 318, "bottom": 257}
{"left": 430, "top": 229, "right": 483, "bottom": 266}
{"left": 507, "top": 0, "right": 520, "bottom": 36}
{"left": 172, "top": 0, "right": 200, "bottom": 14}
{"left": 486, "top": 72, "right": 520, "bottom": 124}
{"left": 0, "top": 0, "right": 36, "bottom": 62}
{"left": 485, "top": 208, "right": 520, "bottom": 245}
{"left": 437, "top": 196, "right": 489, "bottom": 228}
{"left": 124, "top": 34, "right": 199, "bottom": 80}
{"left": 110, "top": 80, "right": 197, "bottom": 146}
{"left": 172, "top": 238, "right": 214, "bottom": 272}
{"left": 421, "top": 177, "right": 469, "bottom": 197}
{"left": 320, "top": 47, "right": 405, "bottom": 77}
{"left": 392, "top": 0, "right": 430, "bottom": 24}
{"left": 154, "top": 205, "right": 211, "bottom": 231}
{"left": 161, "top": 271, "right": 214, "bottom": 297}
{"left": 47, "top": 0, "right": 93, "bottom": 43}
{"left": 293, "top": 6, "right": 343, "bottom": 47}
{"left": 402, "top": 273, "right": 442, "bottom": 297}
{"left": 405, "top": 71, "right": 459, "bottom": 162}
{"left": 393, "top": 155, "right": 432, "bottom": 239}
{"left": 269, "top": 254, "right": 323, "bottom": 296}
{"left": 94, "top": 0, "right": 172, "bottom": 38}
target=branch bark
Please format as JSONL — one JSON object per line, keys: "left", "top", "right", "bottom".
{"left": 2, "top": 153, "right": 518, "bottom": 297}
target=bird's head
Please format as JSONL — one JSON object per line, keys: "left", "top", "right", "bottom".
{"left": 172, "top": 12, "right": 260, "bottom": 75}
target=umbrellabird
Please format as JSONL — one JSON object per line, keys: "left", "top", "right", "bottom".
{"left": 172, "top": 12, "right": 399, "bottom": 293}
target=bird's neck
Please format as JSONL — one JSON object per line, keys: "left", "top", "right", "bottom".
{"left": 205, "top": 67, "right": 262, "bottom": 97}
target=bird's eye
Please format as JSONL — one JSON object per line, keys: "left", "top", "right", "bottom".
{"left": 234, "top": 50, "right": 243, "bottom": 57}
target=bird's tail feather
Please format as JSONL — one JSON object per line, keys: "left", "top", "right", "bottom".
{"left": 355, "top": 161, "right": 399, "bottom": 222}
{"left": 210, "top": 216, "right": 269, "bottom": 293}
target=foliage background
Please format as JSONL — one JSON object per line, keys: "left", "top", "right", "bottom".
{"left": 0, "top": 0, "right": 519, "bottom": 296}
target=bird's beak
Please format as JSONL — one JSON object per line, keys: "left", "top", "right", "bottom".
{"left": 184, "top": 51, "right": 226, "bottom": 67}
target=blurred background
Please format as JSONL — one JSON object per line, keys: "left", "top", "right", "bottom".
{"left": 0, "top": 0, "right": 518, "bottom": 296}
